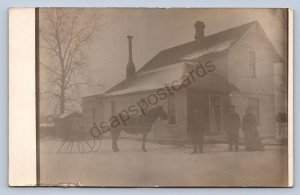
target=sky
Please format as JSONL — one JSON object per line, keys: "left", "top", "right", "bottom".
{"left": 84, "top": 8, "right": 287, "bottom": 93}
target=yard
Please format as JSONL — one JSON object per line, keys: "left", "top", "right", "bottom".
{"left": 40, "top": 137, "right": 288, "bottom": 187}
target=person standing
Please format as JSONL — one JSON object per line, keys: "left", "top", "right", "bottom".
{"left": 190, "top": 108, "right": 205, "bottom": 154}
{"left": 242, "top": 107, "right": 265, "bottom": 151}
{"left": 224, "top": 105, "right": 241, "bottom": 152}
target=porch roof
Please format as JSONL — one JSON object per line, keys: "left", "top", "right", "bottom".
{"left": 104, "top": 62, "right": 185, "bottom": 96}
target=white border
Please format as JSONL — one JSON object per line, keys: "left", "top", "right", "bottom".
{"left": 8, "top": 8, "right": 37, "bottom": 186}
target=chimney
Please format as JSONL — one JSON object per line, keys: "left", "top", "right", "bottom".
{"left": 126, "top": 35, "right": 136, "bottom": 78}
{"left": 194, "top": 21, "right": 205, "bottom": 41}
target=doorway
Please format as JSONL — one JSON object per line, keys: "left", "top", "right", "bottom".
{"left": 209, "top": 96, "right": 223, "bottom": 135}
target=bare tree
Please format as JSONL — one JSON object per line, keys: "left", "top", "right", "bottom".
{"left": 40, "top": 8, "right": 100, "bottom": 114}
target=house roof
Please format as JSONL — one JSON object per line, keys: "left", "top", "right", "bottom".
{"left": 138, "top": 21, "right": 257, "bottom": 73}
{"left": 104, "top": 21, "right": 257, "bottom": 96}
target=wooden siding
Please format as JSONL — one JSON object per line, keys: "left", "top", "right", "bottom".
{"left": 228, "top": 24, "right": 279, "bottom": 95}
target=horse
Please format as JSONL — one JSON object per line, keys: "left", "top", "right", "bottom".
{"left": 111, "top": 105, "right": 168, "bottom": 152}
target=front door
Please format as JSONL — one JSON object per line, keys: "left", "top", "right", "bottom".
{"left": 209, "top": 96, "right": 223, "bottom": 135}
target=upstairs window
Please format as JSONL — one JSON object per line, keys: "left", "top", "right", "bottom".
{"left": 168, "top": 95, "right": 176, "bottom": 125}
{"left": 248, "top": 50, "right": 256, "bottom": 78}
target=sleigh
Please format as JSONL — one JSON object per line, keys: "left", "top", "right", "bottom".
{"left": 54, "top": 113, "right": 102, "bottom": 154}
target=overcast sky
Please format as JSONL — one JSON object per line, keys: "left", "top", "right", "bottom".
{"left": 82, "top": 8, "right": 286, "bottom": 92}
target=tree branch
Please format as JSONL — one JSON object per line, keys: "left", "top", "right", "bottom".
{"left": 40, "top": 62, "right": 62, "bottom": 77}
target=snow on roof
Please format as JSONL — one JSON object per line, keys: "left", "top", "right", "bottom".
{"left": 137, "top": 21, "right": 256, "bottom": 73}
{"left": 181, "top": 40, "right": 234, "bottom": 61}
{"left": 104, "top": 62, "right": 236, "bottom": 96}
{"left": 185, "top": 63, "right": 238, "bottom": 92}
{"left": 58, "top": 111, "right": 82, "bottom": 119}
{"left": 104, "top": 62, "right": 186, "bottom": 96}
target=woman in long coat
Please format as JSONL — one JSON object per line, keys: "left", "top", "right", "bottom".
{"left": 242, "top": 107, "right": 265, "bottom": 151}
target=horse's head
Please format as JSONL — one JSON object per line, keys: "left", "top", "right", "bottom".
{"left": 146, "top": 105, "right": 168, "bottom": 123}
{"left": 156, "top": 105, "right": 168, "bottom": 120}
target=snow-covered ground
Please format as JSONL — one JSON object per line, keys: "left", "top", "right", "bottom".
{"left": 40, "top": 138, "right": 288, "bottom": 187}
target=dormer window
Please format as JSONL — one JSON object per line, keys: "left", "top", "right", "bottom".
{"left": 248, "top": 50, "right": 256, "bottom": 78}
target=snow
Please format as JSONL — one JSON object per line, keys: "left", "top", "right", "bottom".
{"left": 181, "top": 40, "right": 234, "bottom": 61}
{"left": 40, "top": 138, "right": 288, "bottom": 187}
{"left": 104, "top": 63, "right": 186, "bottom": 96}
{"left": 58, "top": 111, "right": 81, "bottom": 119}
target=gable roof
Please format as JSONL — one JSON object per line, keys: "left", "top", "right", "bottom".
{"left": 138, "top": 20, "right": 257, "bottom": 73}
{"left": 104, "top": 21, "right": 257, "bottom": 96}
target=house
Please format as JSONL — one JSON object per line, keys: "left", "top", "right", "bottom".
{"left": 81, "top": 20, "right": 284, "bottom": 142}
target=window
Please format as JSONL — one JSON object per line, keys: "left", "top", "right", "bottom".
{"left": 111, "top": 101, "right": 116, "bottom": 116}
{"left": 248, "top": 50, "right": 256, "bottom": 77}
{"left": 168, "top": 95, "right": 176, "bottom": 125}
{"left": 248, "top": 98, "right": 260, "bottom": 124}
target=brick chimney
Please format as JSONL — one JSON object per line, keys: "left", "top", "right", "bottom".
{"left": 194, "top": 21, "right": 205, "bottom": 41}
{"left": 126, "top": 35, "right": 136, "bottom": 78}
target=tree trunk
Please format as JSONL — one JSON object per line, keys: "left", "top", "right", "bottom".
{"left": 60, "top": 74, "right": 66, "bottom": 114}
{"left": 59, "top": 89, "right": 65, "bottom": 114}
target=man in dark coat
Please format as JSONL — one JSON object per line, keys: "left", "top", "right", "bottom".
{"left": 190, "top": 108, "right": 205, "bottom": 154}
{"left": 224, "top": 105, "right": 241, "bottom": 152}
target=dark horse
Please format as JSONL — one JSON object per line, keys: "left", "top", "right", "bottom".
{"left": 111, "top": 105, "right": 168, "bottom": 152}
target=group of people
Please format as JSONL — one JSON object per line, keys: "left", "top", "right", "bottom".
{"left": 190, "top": 105, "right": 265, "bottom": 154}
